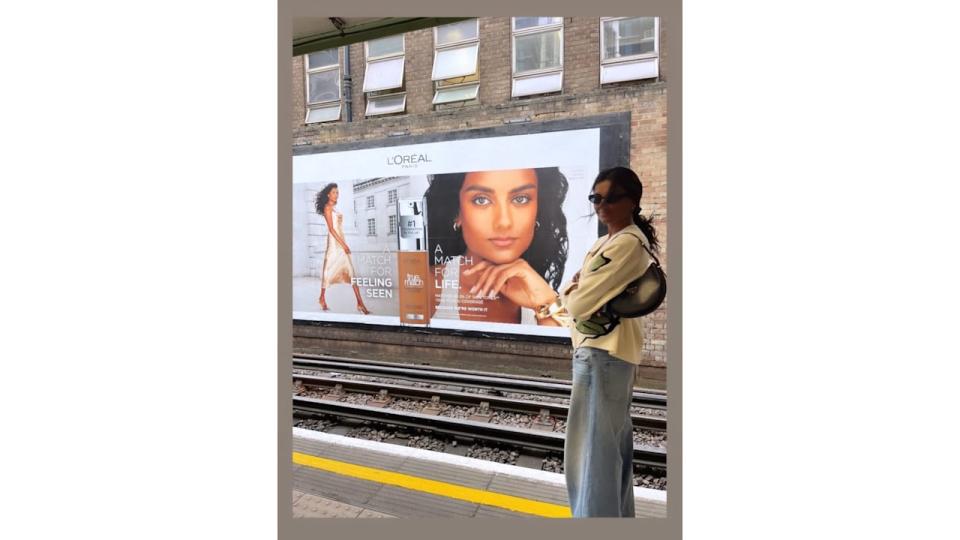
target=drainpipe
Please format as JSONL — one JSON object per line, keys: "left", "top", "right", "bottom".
{"left": 343, "top": 45, "right": 353, "bottom": 122}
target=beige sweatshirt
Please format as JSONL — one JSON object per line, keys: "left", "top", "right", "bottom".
{"left": 558, "top": 223, "right": 653, "bottom": 365}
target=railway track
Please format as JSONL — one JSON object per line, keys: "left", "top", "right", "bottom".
{"left": 293, "top": 372, "right": 666, "bottom": 431}
{"left": 293, "top": 353, "right": 668, "bottom": 411}
{"left": 291, "top": 354, "right": 668, "bottom": 474}
{"left": 292, "top": 396, "right": 667, "bottom": 470}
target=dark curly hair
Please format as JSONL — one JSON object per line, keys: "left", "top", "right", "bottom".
{"left": 425, "top": 168, "right": 569, "bottom": 291}
{"left": 314, "top": 183, "right": 338, "bottom": 214}
{"left": 591, "top": 166, "right": 660, "bottom": 252}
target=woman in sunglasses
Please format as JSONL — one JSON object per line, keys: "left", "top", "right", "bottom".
{"left": 550, "top": 166, "right": 661, "bottom": 517}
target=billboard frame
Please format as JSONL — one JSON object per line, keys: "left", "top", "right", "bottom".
{"left": 293, "top": 111, "right": 633, "bottom": 344}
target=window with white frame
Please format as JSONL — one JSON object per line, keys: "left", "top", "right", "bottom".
{"left": 511, "top": 17, "right": 563, "bottom": 98}
{"left": 387, "top": 189, "right": 398, "bottom": 205}
{"left": 366, "top": 195, "right": 375, "bottom": 209}
{"left": 600, "top": 17, "right": 659, "bottom": 84}
{"left": 367, "top": 218, "right": 377, "bottom": 236}
{"left": 364, "top": 35, "right": 406, "bottom": 116}
{"left": 432, "top": 19, "right": 480, "bottom": 106}
{"left": 388, "top": 214, "right": 397, "bottom": 235}
{"left": 304, "top": 48, "right": 342, "bottom": 123}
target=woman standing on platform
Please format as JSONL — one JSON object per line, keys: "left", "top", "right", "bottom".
{"left": 551, "top": 166, "right": 660, "bottom": 517}
{"left": 315, "top": 183, "right": 370, "bottom": 315}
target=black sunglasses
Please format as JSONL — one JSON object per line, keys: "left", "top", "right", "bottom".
{"left": 588, "top": 192, "right": 630, "bottom": 205}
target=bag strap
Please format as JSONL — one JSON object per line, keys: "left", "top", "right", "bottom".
{"left": 618, "top": 229, "right": 662, "bottom": 268}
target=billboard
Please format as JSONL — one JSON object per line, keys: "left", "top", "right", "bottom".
{"left": 293, "top": 118, "right": 628, "bottom": 338}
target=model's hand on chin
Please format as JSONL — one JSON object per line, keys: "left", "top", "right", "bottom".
{"left": 462, "top": 259, "right": 556, "bottom": 310}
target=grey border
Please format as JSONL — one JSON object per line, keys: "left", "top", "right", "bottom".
{"left": 280, "top": 3, "right": 680, "bottom": 539}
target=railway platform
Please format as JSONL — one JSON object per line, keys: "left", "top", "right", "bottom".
{"left": 291, "top": 427, "right": 667, "bottom": 519}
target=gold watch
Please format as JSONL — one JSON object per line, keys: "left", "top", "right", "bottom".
{"left": 535, "top": 297, "right": 572, "bottom": 327}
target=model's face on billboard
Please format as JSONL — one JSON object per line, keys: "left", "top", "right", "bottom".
{"left": 329, "top": 187, "right": 339, "bottom": 204}
{"left": 458, "top": 169, "right": 538, "bottom": 264}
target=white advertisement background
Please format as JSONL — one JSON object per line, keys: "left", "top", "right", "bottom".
{"left": 293, "top": 128, "right": 600, "bottom": 184}
{"left": 293, "top": 128, "right": 601, "bottom": 337}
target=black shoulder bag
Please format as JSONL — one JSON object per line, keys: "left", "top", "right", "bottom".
{"left": 606, "top": 231, "right": 667, "bottom": 318}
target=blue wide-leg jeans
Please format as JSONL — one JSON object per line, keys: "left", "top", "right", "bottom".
{"left": 563, "top": 346, "right": 637, "bottom": 518}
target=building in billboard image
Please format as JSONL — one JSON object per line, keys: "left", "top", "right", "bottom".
{"left": 290, "top": 17, "right": 671, "bottom": 519}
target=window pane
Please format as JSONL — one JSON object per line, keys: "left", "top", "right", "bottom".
{"left": 514, "top": 17, "right": 562, "bottom": 30}
{"left": 512, "top": 72, "right": 562, "bottom": 97}
{"left": 437, "top": 19, "right": 478, "bottom": 45}
{"left": 308, "top": 70, "right": 340, "bottom": 103}
{"left": 515, "top": 30, "right": 561, "bottom": 73}
{"left": 432, "top": 43, "right": 478, "bottom": 80}
{"left": 600, "top": 58, "right": 658, "bottom": 83}
{"left": 306, "top": 104, "right": 341, "bottom": 123}
{"left": 363, "top": 57, "right": 404, "bottom": 92}
{"left": 367, "top": 35, "right": 403, "bottom": 57}
{"left": 603, "top": 17, "right": 656, "bottom": 59}
{"left": 307, "top": 49, "right": 338, "bottom": 69}
{"left": 434, "top": 84, "right": 479, "bottom": 104}
{"left": 366, "top": 94, "right": 406, "bottom": 116}
{"left": 437, "top": 72, "right": 479, "bottom": 87}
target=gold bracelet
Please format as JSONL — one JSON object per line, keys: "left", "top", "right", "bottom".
{"left": 535, "top": 295, "right": 559, "bottom": 320}
{"left": 535, "top": 297, "right": 572, "bottom": 327}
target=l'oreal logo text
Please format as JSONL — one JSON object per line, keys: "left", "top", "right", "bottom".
{"left": 387, "top": 153, "right": 432, "bottom": 168}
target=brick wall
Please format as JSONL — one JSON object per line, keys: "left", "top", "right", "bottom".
{"left": 291, "top": 17, "right": 669, "bottom": 376}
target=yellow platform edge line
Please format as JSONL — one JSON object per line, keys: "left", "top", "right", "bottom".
{"left": 292, "top": 451, "right": 571, "bottom": 518}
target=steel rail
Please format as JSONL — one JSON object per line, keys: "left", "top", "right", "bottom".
{"left": 292, "top": 396, "right": 667, "bottom": 469}
{"left": 295, "top": 352, "right": 666, "bottom": 395}
{"left": 292, "top": 356, "right": 668, "bottom": 410}
{"left": 293, "top": 373, "right": 667, "bottom": 431}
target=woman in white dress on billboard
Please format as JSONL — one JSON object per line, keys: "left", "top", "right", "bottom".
{"left": 315, "top": 183, "right": 370, "bottom": 314}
